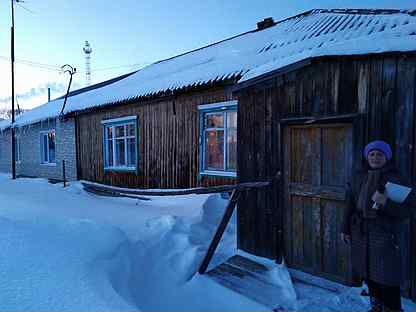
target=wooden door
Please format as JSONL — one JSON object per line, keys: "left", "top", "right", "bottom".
{"left": 283, "top": 123, "right": 353, "bottom": 284}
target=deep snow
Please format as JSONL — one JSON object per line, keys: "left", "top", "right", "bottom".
{"left": 0, "top": 174, "right": 415, "bottom": 311}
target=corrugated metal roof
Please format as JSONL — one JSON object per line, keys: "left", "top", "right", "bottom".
{"left": 6, "top": 8, "right": 416, "bottom": 128}
{"left": 241, "top": 8, "right": 416, "bottom": 81}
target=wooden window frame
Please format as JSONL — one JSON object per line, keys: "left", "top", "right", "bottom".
{"left": 102, "top": 116, "right": 138, "bottom": 173}
{"left": 199, "top": 102, "right": 237, "bottom": 178}
{"left": 40, "top": 130, "right": 56, "bottom": 166}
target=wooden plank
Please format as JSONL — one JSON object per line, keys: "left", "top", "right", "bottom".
{"left": 289, "top": 183, "right": 346, "bottom": 201}
{"left": 321, "top": 126, "right": 347, "bottom": 187}
{"left": 311, "top": 198, "right": 322, "bottom": 273}
{"left": 330, "top": 62, "right": 340, "bottom": 114}
{"left": 368, "top": 58, "right": 384, "bottom": 140}
{"left": 199, "top": 190, "right": 239, "bottom": 274}
{"left": 236, "top": 91, "right": 246, "bottom": 252}
{"left": 381, "top": 57, "right": 397, "bottom": 145}
{"left": 283, "top": 126, "right": 293, "bottom": 265}
{"left": 338, "top": 60, "right": 358, "bottom": 114}
{"left": 273, "top": 83, "right": 284, "bottom": 261}
{"left": 321, "top": 199, "right": 338, "bottom": 277}
{"left": 311, "top": 62, "right": 325, "bottom": 115}
{"left": 207, "top": 262, "right": 292, "bottom": 309}
{"left": 357, "top": 61, "right": 370, "bottom": 114}
{"left": 292, "top": 195, "right": 304, "bottom": 266}
{"left": 395, "top": 56, "right": 416, "bottom": 300}
{"left": 237, "top": 89, "right": 255, "bottom": 254}
{"left": 255, "top": 88, "right": 267, "bottom": 257}
{"left": 302, "top": 197, "right": 314, "bottom": 269}
{"left": 226, "top": 255, "right": 268, "bottom": 274}
{"left": 396, "top": 56, "right": 416, "bottom": 180}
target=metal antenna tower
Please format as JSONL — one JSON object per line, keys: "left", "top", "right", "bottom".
{"left": 83, "top": 41, "right": 92, "bottom": 85}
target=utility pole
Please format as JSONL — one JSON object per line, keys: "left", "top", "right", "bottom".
{"left": 11, "top": 0, "right": 16, "bottom": 179}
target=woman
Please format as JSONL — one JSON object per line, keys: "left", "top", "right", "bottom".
{"left": 341, "top": 140, "right": 414, "bottom": 312}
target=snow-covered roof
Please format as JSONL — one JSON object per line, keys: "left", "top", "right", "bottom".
{"left": 240, "top": 8, "right": 416, "bottom": 82}
{"left": 3, "top": 8, "right": 416, "bottom": 129}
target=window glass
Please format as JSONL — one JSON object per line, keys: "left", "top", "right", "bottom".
{"left": 115, "top": 125, "right": 125, "bottom": 138}
{"left": 104, "top": 120, "right": 137, "bottom": 169}
{"left": 227, "top": 111, "right": 237, "bottom": 128}
{"left": 48, "top": 132, "right": 56, "bottom": 163}
{"left": 107, "top": 126, "right": 113, "bottom": 139}
{"left": 107, "top": 138, "right": 113, "bottom": 167}
{"left": 205, "top": 113, "right": 224, "bottom": 128}
{"left": 43, "top": 134, "right": 48, "bottom": 162}
{"left": 227, "top": 128, "right": 237, "bottom": 170}
{"left": 201, "top": 108, "right": 237, "bottom": 174}
{"left": 115, "top": 139, "right": 126, "bottom": 166}
{"left": 127, "top": 124, "right": 135, "bottom": 137}
{"left": 205, "top": 130, "right": 224, "bottom": 170}
{"left": 127, "top": 138, "right": 136, "bottom": 166}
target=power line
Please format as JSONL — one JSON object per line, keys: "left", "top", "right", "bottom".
{"left": 0, "top": 55, "right": 147, "bottom": 73}
{"left": 16, "top": 2, "right": 35, "bottom": 14}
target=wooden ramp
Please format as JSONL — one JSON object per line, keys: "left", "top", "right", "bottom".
{"left": 206, "top": 255, "right": 347, "bottom": 311}
{"left": 207, "top": 255, "right": 291, "bottom": 310}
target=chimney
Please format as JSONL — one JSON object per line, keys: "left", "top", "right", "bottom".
{"left": 257, "top": 17, "right": 276, "bottom": 30}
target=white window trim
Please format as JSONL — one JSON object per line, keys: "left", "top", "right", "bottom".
{"left": 198, "top": 100, "right": 238, "bottom": 111}
{"left": 40, "top": 130, "right": 56, "bottom": 165}
{"left": 101, "top": 116, "right": 137, "bottom": 125}
{"left": 200, "top": 170, "right": 237, "bottom": 178}
{"left": 201, "top": 108, "right": 237, "bottom": 176}
{"left": 103, "top": 120, "right": 137, "bottom": 171}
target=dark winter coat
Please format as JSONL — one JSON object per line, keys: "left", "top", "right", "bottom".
{"left": 342, "top": 163, "right": 415, "bottom": 287}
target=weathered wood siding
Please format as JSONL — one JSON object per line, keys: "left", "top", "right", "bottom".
{"left": 76, "top": 86, "right": 237, "bottom": 188}
{"left": 236, "top": 54, "right": 416, "bottom": 295}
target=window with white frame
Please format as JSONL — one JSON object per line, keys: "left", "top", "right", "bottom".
{"left": 40, "top": 130, "right": 56, "bottom": 164}
{"left": 103, "top": 117, "right": 137, "bottom": 171}
{"left": 200, "top": 102, "right": 237, "bottom": 176}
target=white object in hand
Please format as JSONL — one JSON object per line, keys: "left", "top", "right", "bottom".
{"left": 372, "top": 201, "right": 381, "bottom": 210}
{"left": 385, "top": 182, "right": 412, "bottom": 204}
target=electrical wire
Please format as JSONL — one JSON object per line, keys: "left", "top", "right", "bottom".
{"left": 0, "top": 55, "right": 147, "bottom": 73}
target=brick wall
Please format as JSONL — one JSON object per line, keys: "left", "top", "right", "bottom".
{"left": 0, "top": 117, "right": 77, "bottom": 181}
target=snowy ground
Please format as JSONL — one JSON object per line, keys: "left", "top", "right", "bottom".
{"left": 0, "top": 174, "right": 415, "bottom": 311}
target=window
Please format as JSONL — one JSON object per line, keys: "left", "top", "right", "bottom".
{"left": 103, "top": 116, "right": 137, "bottom": 171}
{"left": 199, "top": 101, "right": 237, "bottom": 177}
{"left": 15, "top": 134, "right": 21, "bottom": 163}
{"left": 40, "top": 130, "right": 56, "bottom": 164}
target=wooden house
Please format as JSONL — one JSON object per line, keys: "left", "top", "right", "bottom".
{"left": 233, "top": 9, "right": 416, "bottom": 299}
{"left": 61, "top": 18, "right": 282, "bottom": 189}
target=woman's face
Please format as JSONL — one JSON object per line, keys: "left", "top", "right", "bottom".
{"left": 367, "top": 150, "right": 387, "bottom": 169}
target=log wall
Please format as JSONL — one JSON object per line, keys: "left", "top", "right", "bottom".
{"left": 76, "top": 86, "right": 237, "bottom": 188}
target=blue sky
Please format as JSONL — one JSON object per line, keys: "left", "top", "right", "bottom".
{"left": 0, "top": 0, "right": 414, "bottom": 110}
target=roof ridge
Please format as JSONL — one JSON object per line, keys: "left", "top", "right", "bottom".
{"left": 314, "top": 8, "right": 416, "bottom": 15}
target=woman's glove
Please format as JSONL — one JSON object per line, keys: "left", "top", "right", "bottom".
{"left": 371, "top": 190, "right": 387, "bottom": 208}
